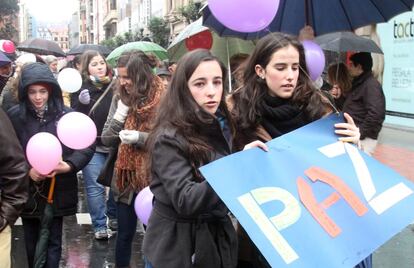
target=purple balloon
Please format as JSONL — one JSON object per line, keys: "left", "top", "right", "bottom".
{"left": 208, "top": 0, "right": 280, "bottom": 32}
{"left": 302, "top": 40, "right": 326, "bottom": 81}
{"left": 134, "top": 186, "right": 154, "bottom": 225}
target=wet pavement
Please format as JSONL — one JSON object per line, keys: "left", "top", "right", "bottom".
{"left": 10, "top": 124, "right": 414, "bottom": 268}
{"left": 11, "top": 177, "right": 146, "bottom": 268}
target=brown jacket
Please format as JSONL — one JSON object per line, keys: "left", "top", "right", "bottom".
{"left": 0, "top": 109, "right": 28, "bottom": 231}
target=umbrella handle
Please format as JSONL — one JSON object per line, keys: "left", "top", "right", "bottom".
{"left": 47, "top": 176, "right": 56, "bottom": 204}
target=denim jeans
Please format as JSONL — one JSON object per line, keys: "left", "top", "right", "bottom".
{"left": 23, "top": 217, "right": 63, "bottom": 268}
{"left": 83, "top": 152, "right": 108, "bottom": 232}
{"left": 144, "top": 257, "right": 153, "bottom": 268}
{"left": 115, "top": 197, "right": 137, "bottom": 267}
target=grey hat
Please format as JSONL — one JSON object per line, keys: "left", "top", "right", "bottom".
{"left": 156, "top": 67, "right": 171, "bottom": 77}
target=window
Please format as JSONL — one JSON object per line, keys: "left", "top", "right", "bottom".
{"left": 110, "top": 0, "right": 116, "bottom": 10}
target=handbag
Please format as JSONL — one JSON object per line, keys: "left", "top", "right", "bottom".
{"left": 97, "top": 148, "right": 117, "bottom": 187}
{"left": 93, "top": 79, "right": 118, "bottom": 187}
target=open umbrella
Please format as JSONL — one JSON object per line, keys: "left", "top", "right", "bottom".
{"left": 106, "top": 41, "right": 168, "bottom": 67}
{"left": 168, "top": 18, "right": 255, "bottom": 65}
{"left": 18, "top": 38, "right": 65, "bottom": 57}
{"left": 315, "top": 32, "right": 383, "bottom": 54}
{"left": 67, "top": 44, "right": 112, "bottom": 56}
{"left": 203, "top": 0, "right": 414, "bottom": 39}
{"left": 33, "top": 176, "right": 56, "bottom": 268}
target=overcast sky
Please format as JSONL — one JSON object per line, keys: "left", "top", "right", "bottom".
{"left": 25, "top": 0, "right": 77, "bottom": 23}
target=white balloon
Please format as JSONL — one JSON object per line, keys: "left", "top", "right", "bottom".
{"left": 15, "top": 53, "right": 36, "bottom": 65}
{"left": 57, "top": 68, "right": 82, "bottom": 93}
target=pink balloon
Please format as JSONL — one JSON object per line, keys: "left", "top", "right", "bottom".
{"left": 134, "top": 186, "right": 154, "bottom": 225}
{"left": 1, "top": 40, "right": 15, "bottom": 54}
{"left": 57, "top": 112, "right": 97, "bottom": 150}
{"left": 302, "top": 40, "right": 326, "bottom": 81}
{"left": 208, "top": 0, "right": 279, "bottom": 32}
{"left": 26, "top": 132, "right": 62, "bottom": 175}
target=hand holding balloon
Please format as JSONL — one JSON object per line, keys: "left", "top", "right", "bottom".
{"left": 46, "top": 160, "right": 72, "bottom": 178}
{"left": 29, "top": 168, "right": 47, "bottom": 182}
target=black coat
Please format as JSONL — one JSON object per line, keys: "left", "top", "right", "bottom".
{"left": 143, "top": 121, "right": 238, "bottom": 268}
{"left": 70, "top": 79, "right": 113, "bottom": 151}
{"left": 343, "top": 71, "right": 385, "bottom": 139}
{"left": 7, "top": 63, "right": 94, "bottom": 218}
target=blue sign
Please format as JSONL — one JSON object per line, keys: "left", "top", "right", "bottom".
{"left": 200, "top": 114, "right": 414, "bottom": 267}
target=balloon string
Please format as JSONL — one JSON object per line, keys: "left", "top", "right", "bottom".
{"left": 96, "top": 135, "right": 119, "bottom": 138}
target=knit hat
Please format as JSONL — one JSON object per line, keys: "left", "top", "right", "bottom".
{"left": 0, "top": 51, "right": 12, "bottom": 68}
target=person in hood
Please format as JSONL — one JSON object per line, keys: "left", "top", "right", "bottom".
{"left": 7, "top": 62, "right": 94, "bottom": 268}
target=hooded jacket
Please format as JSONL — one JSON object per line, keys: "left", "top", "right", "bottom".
{"left": 7, "top": 63, "right": 94, "bottom": 218}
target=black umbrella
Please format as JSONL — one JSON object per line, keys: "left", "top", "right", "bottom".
{"left": 67, "top": 44, "right": 112, "bottom": 56}
{"left": 33, "top": 176, "right": 56, "bottom": 268}
{"left": 315, "top": 32, "right": 383, "bottom": 54}
{"left": 203, "top": 0, "right": 414, "bottom": 39}
{"left": 18, "top": 38, "right": 65, "bottom": 57}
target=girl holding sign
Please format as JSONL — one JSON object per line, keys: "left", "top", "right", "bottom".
{"left": 230, "top": 32, "right": 365, "bottom": 268}
{"left": 143, "top": 49, "right": 266, "bottom": 268}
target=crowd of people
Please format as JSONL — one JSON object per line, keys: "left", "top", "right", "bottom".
{"left": 0, "top": 30, "right": 385, "bottom": 268}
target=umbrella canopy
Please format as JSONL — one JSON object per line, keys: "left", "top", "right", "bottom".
{"left": 315, "top": 31, "right": 383, "bottom": 54}
{"left": 203, "top": 0, "right": 414, "bottom": 39}
{"left": 168, "top": 18, "right": 255, "bottom": 65}
{"left": 18, "top": 38, "right": 65, "bottom": 57}
{"left": 106, "top": 41, "right": 168, "bottom": 67}
{"left": 67, "top": 44, "right": 112, "bottom": 56}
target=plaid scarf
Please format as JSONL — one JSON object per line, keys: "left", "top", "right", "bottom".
{"left": 115, "top": 77, "right": 163, "bottom": 192}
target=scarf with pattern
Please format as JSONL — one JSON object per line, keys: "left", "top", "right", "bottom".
{"left": 89, "top": 75, "right": 111, "bottom": 89}
{"left": 115, "top": 77, "right": 163, "bottom": 192}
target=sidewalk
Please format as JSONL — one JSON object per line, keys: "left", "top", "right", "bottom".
{"left": 372, "top": 124, "right": 414, "bottom": 268}
{"left": 374, "top": 124, "right": 414, "bottom": 182}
